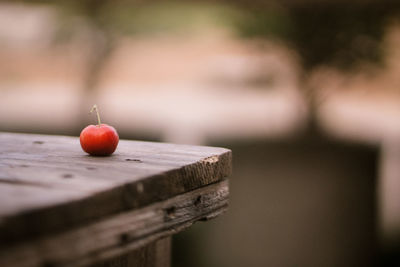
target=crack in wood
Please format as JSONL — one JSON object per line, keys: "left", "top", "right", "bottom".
{"left": 0, "top": 177, "right": 51, "bottom": 188}
{"left": 125, "top": 159, "right": 143, "bottom": 163}
{"left": 33, "top": 141, "right": 44, "bottom": 145}
{"left": 62, "top": 174, "right": 74, "bottom": 179}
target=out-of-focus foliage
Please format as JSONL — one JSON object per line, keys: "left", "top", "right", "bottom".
{"left": 287, "top": 3, "right": 400, "bottom": 69}
{"left": 228, "top": 2, "right": 400, "bottom": 69}
{"left": 7, "top": 0, "right": 400, "bottom": 69}
{"left": 48, "top": 1, "right": 290, "bottom": 40}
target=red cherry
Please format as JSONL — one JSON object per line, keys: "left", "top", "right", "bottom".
{"left": 80, "top": 105, "right": 119, "bottom": 156}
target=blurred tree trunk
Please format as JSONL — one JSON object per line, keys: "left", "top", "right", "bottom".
{"left": 79, "top": 29, "right": 114, "bottom": 126}
{"left": 77, "top": 0, "right": 116, "bottom": 127}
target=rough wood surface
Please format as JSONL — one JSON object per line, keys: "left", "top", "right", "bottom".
{"left": 90, "top": 237, "right": 171, "bottom": 267}
{"left": 0, "top": 180, "right": 228, "bottom": 267}
{"left": 0, "top": 132, "right": 231, "bottom": 246}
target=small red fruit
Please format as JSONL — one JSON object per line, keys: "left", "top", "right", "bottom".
{"left": 80, "top": 105, "right": 119, "bottom": 156}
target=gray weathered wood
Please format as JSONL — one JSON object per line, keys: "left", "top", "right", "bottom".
{"left": 0, "top": 132, "right": 231, "bottom": 246}
{"left": 0, "top": 180, "right": 228, "bottom": 267}
{"left": 90, "top": 237, "right": 171, "bottom": 267}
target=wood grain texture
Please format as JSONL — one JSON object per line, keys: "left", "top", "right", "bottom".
{"left": 90, "top": 237, "right": 170, "bottom": 267}
{"left": 0, "top": 132, "right": 231, "bottom": 245}
{"left": 0, "top": 180, "right": 228, "bottom": 267}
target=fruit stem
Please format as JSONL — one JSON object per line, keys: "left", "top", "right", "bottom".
{"left": 90, "top": 104, "right": 102, "bottom": 126}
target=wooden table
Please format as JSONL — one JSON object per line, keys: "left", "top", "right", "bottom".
{"left": 0, "top": 133, "right": 231, "bottom": 267}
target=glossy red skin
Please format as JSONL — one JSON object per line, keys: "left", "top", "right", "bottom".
{"left": 80, "top": 124, "right": 119, "bottom": 156}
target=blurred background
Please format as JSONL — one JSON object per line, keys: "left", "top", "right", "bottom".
{"left": 1, "top": 0, "right": 400, "bottom": 266}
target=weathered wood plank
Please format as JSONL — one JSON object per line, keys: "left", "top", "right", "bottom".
{"left": 0, "top": 132, "right": 231, "bottom": 245}
{"left": 90, "top": 237, "right": 170, "bottom": 267}
{"left": 0, "top": 180, "right": 228, "bottom": 267}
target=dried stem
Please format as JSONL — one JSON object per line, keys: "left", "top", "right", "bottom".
{"left": 90, "top": 104, "right": 101, "bottom": 126}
